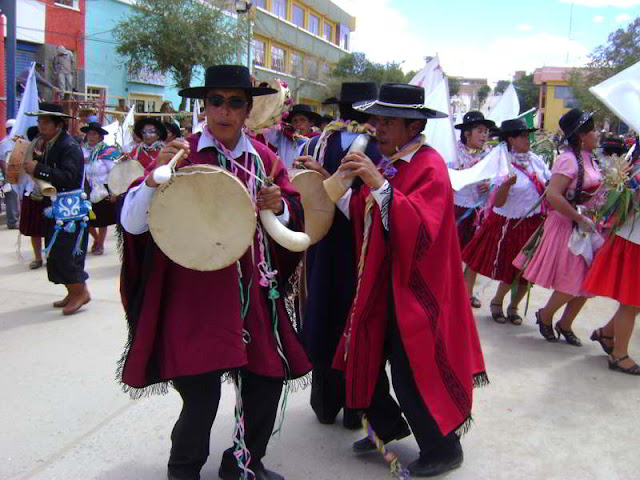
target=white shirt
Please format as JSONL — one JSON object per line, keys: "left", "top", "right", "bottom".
{"left": 120, "top": 131, "right": 290, "bottom": 235}
{"left": 493, "top": 152, "right": 551, "bottom": 219}
{"left": 336, "top": 148, "right": 419, "bottom": 230}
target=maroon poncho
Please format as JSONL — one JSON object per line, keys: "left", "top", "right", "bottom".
{"left": 333, "top": 145, "right": 488, "bottom": 436}
{"left": 119, "top": 135, "right": 311, "bottom": 391}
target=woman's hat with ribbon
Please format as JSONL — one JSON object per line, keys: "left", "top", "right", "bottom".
{"left": 454, "top": 110, "right": 496, "bottom": 130}
{"left": 80, "top": 122, "right": 109, "bottom": 137}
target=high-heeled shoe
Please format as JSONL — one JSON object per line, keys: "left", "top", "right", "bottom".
{"left": 535, "top": 310, "right": 557, "bottom": 342}
{"left": 590, "top": 328, "right": 614, "bottom": 354}
{"left": 555, "top": 323, "right": 582, "bottom": 346}
{"left": 608, "top": 355, "right": 640, "bottom": 376}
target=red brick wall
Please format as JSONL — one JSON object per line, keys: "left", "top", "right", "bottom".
{"left": 44, "top": 0, "right": 85, "bottom": 69}
{"left": 0, "top": 15, "right": 5, "bottom": 127}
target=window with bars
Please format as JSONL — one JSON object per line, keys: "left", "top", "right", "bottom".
{"left": 253, "top": 39, "right": 265, "bottom": 66}
{"left": 323, "top": 22, "right": 332, "bottom": 42}
{"left": 305, "top": 58, "right": 318, "bottom": 77}
{"left": 271, "top": 46, "right": 285, "bottom": 72}
{"left": 272, "top": 0, "right": 287, "bottom": 18}
{"left": 308, "top": 14, "right": 319, "bottom": 35}
{"left": 293, "top": 5, "right": 304, "bottom": 28}
{"left": 339, "top": 24, "right": 350, "bottom": 49}
{"left": 291, "top": 52, "right": 303, "bottom": 75}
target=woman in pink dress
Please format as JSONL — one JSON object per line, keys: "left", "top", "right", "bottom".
{"left": 514, "top": 109, "right": 602, "bottom": 345}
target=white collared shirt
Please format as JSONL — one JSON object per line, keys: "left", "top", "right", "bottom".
{"left": 336, "top": 148, "right": 418, "bottom": 230}
{"left": 120, "top": 129, "right": 289, "bottom": 235}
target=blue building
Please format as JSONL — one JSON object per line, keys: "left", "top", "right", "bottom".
{"left": 84, "top": 0, "right": 184, "bottom": 113}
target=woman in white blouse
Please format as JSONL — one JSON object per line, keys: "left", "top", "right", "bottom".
{"left": 462, "top": 119, "right": 550, "bottom": 324}
{"left": 81, "top": 123, "right": 121, "bottom": 255}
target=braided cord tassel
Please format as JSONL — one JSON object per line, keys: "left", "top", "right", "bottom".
{"left": 232, "top": 373, "right": 254, "bottom": 480}
{"left": 362, "top": 415, "right": 411, "bottom": 480}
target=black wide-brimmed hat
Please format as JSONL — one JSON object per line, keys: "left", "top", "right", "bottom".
{"left": 454, "top": 111, "right": 496, "bottom": 130}
{"left": 289, "top": 104, "right": 322, "bottom": 123}
{"left": 353, "top": 84, "right": 447, "bottom": 120}
{"left": 163, "top": 121, "right": 182, "bottom": 139}
{"left": 498, "top": 118, "right": 538, "bottom": 139}
{"left": 178, "top": 65, "right": 277, "bottom": 99}
{"left": 134, "top": 117, "right": 167, "bottom": 141}
{"left": 26, "top": 102, "right": 76, "bottom": 119}
{"left": 324, "top": 82, "right": 379, "bottom": 106}
{"left": 559, "top": 108, "right": 595, "bottom": 140}
{"left": 601, "top": 136, "right": 627, "bottom": 155}
{"left": 80, "top": 122, "right": 109, "bottom": 137}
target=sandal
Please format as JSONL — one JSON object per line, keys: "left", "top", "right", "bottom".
{"left": 490, "top": 303, "right": 506, "bottom": 324}
{"left": 554, "top": 323, "right": 582, "bottom": 347}
{"left": 506, "top": 306, "right": 523, "bottom": 325}
{"left": 535, "top": 310, "right": 557, "bottom": 342}
{"left": 29, "top": 259, "right": 43, "bottom": 270}
{"left": 590, "top": 328, "right": 614, "bottom": 354}
{"left": 470, "top": 296, "right": 482, "bottom": 309}
{"left": 93, "top": 246, "right": 104, "bottom": 256}
{"left": 608, "top": 355, "right": 640, "bottom": 376}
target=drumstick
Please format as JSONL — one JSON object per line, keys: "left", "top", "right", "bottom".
{"left": 153, "top": 149, "right": 187, "bottom": 184}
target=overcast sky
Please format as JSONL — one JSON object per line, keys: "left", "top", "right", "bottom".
{"left": 339, "top": 0, "right": 640, "bottom": 83}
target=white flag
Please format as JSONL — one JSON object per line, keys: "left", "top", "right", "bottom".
{"left": 115, "top": 105, "right": 135, "bottom": 149}
{"left": 102, "top": 120, "right": 120, "bottom": 146}
{"left": 9, "top": 62, "right": 39, "bottom": 140}
{"left": 447, "top": 142, "right": 512, "bottom": 191}
{"left": 590, "top": 60, "right": 640, "bottom": 132}
{"left": 487, "top": 83, "right": 520, "bottom": 127}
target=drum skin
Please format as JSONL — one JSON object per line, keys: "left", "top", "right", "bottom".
{"left": 148, "top": 165, "right": 257, "bottom": 271}
{"left": 108, "top": 159, "right": 145, "bottom": 196}
{"left": 7, "top": 137, "right": 29, "bottom": 184}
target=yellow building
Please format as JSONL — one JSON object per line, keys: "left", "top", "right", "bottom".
{"left": 252, "top": 0, "right": 355, "bottom": 109}
{"left": 534, "top": 67, "right": 580, "bottom": 134}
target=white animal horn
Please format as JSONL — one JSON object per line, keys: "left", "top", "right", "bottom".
{"left": 323, "top": 133, "right": 370, "bottom": 202}
{"left": 259, "top": 209, "right": 311, "bottom": 252}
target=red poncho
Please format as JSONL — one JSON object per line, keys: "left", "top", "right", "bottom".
{"left": 333, "top": 145, "right": 487, "bottom": 436}
{"left": 119, "top": 135, "right": 311, "bottom": 391}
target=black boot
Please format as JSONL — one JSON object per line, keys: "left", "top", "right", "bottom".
{"left": 407, "top": 441, "right": 463, "bottom": 477}
{"left": 218, "top": 448, "right": 284, "bottom": 480}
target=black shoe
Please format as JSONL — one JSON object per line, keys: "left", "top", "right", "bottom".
{"left": 408, "top": 447, "right": 464, "bottom": 477}
{"left": 352, "top": 423, "right": 411, "bottom": 453}
{"left": 342, "top": 409, "right": 362, "bottom": 430}
{"left": 219, "top": 450, "right": 284, "bottom": 480}
{"left": 554, "top": 323, "right": 582, "bottom": 346}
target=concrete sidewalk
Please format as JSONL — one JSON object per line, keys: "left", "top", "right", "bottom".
{"left": 0, "top": 222, "right": 638, "bottom": 480}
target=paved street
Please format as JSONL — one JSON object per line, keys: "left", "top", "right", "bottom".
{"left": 1, "top": 217, "right": 638, "bottom": 480}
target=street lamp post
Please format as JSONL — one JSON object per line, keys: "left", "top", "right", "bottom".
{"left": 235, "top": 1, "right": 253, "bottom": 73}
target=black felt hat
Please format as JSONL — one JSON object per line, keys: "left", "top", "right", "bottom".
{"left": 289, "top": 104, "right": 322, "bottom": 123}
{"left": 134, "top": 117, "right": 167, "bottom": 141}
{"left": 498, "top": 118, "right": 538, "bottom": 138}
{"left": 353, "top": 84, "right": 447, "bottom": 120}
{"left": 601, "top": 136, "right": 627, "bottom": 155}
{"left": 26, "top": 102, "right": 75, "bottom": 119}
{"left": 163, "top": 121, "right": 182, "bottom": 139}
{"left": 80, "top": 122, "right": 109, "bottom": 137}
{"left": 336, "top": 82, "right": 379, "bottom": 105}
{"left": 559, "top": 108, "right": 595, "bottom": 140}
{"left": 178, "top": 65, "right": 277, "bottom": 99}
{"left": 454, "top": 111, "right": 496, "bottom": 130}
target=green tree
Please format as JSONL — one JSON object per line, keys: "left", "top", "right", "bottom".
{"left": 477, "top": 85, "right": 491, "bottom": 107}
{"left": 494, "top": 80, "right": 510, "bottom": 95}
{"left": 568, "top": 16, "right": 640, "bottom": 121}
{"left": 330, "top": 52, "right": 407, "bottom": 87}
{"left": 113, "top": 0, "right": 246, "bottom": 110}
{"left": 514, "top": 73, "right": 539, "bottom": 112}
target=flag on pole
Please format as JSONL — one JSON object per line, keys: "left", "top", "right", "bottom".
{"left": 590, "top": 60, "right": 640, "bottom": 133}
{"left": 409, "top": 56, "right": 458, "bottom": 167}
{"left": 487, "top": 83, "right": 520, "bottom": 127}
{"left": 8, "top": 62, "right": 39, "bottom": 140}
{"left": 115, "top": 105, "right": 135, "bottom": 149}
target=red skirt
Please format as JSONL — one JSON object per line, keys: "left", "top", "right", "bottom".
{"left": 19, "top": 195, "right": 46, "bottom": 237}
{"left": 455, "top": 205, "right": 477, "bottom": 250}
{"left": 462, "top": 211, "right": 544, "bottom": 284}
{"left": 583, "top": 235, "right": 640, "bottom": 306}
{"left": 90, "top": 197, "right": 117, "bottom": 227}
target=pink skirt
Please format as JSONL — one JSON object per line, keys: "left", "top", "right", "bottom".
{"left": 583, "top": 235, "right": 640, "bottom": 306}
{"left": 513, "top": 211, "right": 593, "bottom": 297}
{"left": 463, "top": 212, "right": 544, "bottom": 284}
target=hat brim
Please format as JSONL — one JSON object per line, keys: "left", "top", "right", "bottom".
{"left": 454, "top": 119, "right": 497, "bottom": 130}
{"left": 499, "top": 127, "right": 538, "bottom": 137}
{"left": 80, "top": 125, "right": 109, "bottom": 136}
{"left": 562, "top": 111, "right": 596, "bottom": 141}
{"left": 178, "top": 86, "right": 277, "bottom": 99}
{"left": 290, "top": 111, "right": 322, "bottom": 123}
{"left": 134, "top": 118, "right": 168, "bottom": 141}
{"left": 26, "top": 110, "right": 76, "bottom": 120}
{"left": 353, "top": 100, "right": 447, "bottom": 120}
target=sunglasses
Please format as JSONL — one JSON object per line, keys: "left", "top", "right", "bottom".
{"left": 141, "top": 129, "right": 157, "bottom": 135}
{"left": 206, "top": 95, "right": 248, "bottom": 110}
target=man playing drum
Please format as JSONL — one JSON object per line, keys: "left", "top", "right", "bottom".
{"left": 119, "top": 65, "right": 311, "bottom": 480}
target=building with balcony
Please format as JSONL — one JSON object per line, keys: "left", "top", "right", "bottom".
{"left": 533, "top": 66, "right": 579, "bottom": 133}
{"left": 251, "top": 0, "right": 355, "bottom": 109}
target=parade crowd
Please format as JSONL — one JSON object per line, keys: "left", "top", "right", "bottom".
{"left": 0, "top": 62, "right": 638, "bottom": 480}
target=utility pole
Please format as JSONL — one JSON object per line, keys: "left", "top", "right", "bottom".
{"left": 0, "top": 0, "right": 18, "bottom": 119}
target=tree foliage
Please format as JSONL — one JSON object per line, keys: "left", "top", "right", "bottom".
{"left": 330, "top": 52, "right": 408, "bottom": 87}
{"left": 477, "top": 85, "right": 491, "bottom": 106}
{"left": 494, "top": 80, "right": 510, "bottom": 95}
{"left": 448, "top": 77, "right": 460, "bottom": 97}
{"left": 568, "top": 16, "right": 640, "bottom": 122}
{"left": 513, "top": 73, "right": 538, "bottom": 112}
{"left": 113, "top": 0, "right": 246, "bottom": 109}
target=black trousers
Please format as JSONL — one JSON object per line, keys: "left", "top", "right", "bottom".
{"left": 310, "top": 365, "right": 360, "bottom": 427}
{"left": 365, "top": 318, "right": 460, "bottom": 459}
{"left": 44, "top": 218, "right": 89, "bottom": 285}
{"left": 168, "top": 370, "right": 283, "bottom": 480}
